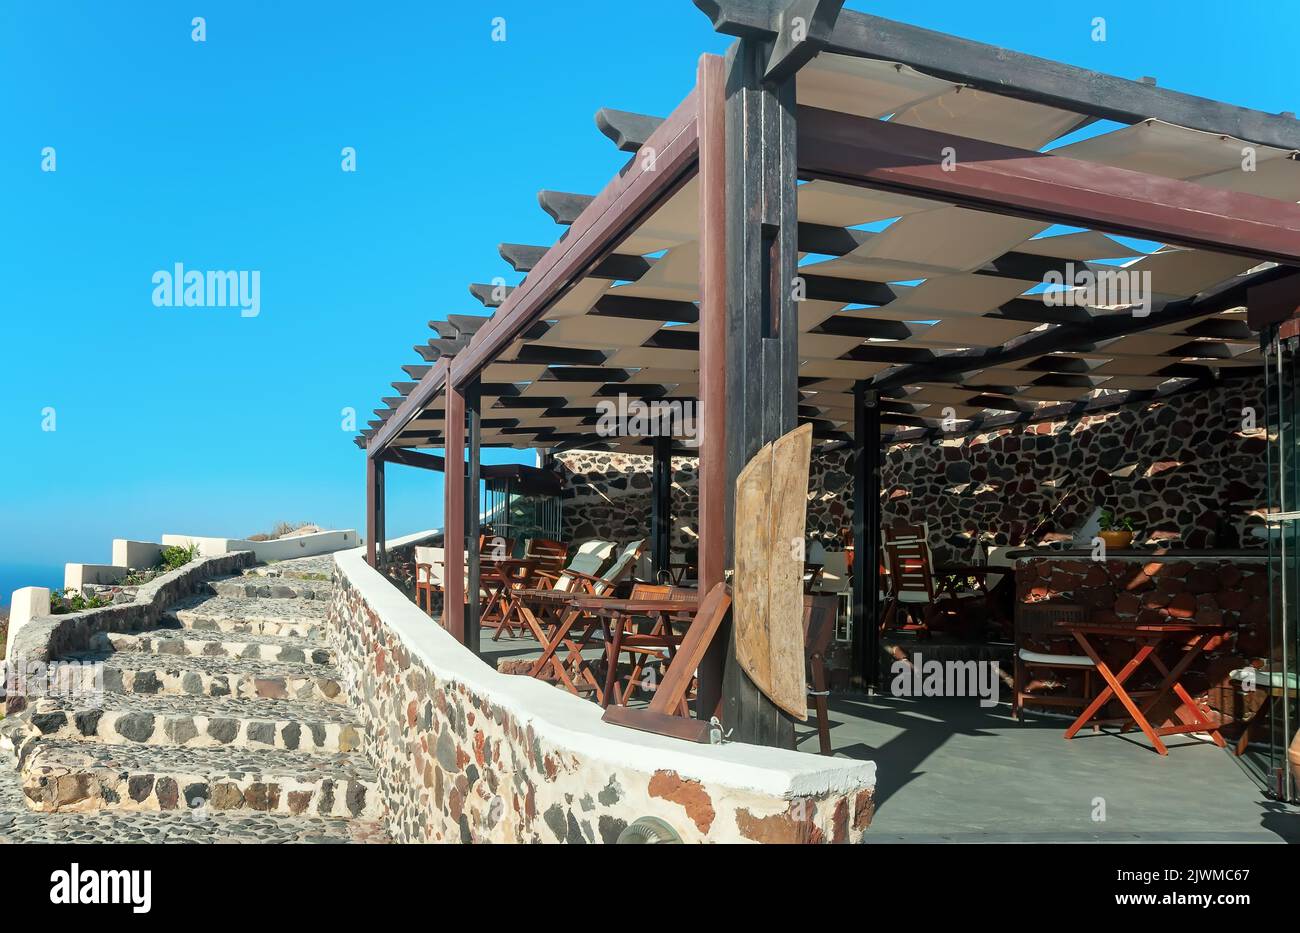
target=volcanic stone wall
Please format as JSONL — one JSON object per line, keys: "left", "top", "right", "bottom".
{"left": 555, "top": 377, "right": 1268, "bottom": 564}
{"left": 329, "top": 551, "right": 876, "bottom": 843}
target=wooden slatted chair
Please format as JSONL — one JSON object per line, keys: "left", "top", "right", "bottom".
{"left": 1012, "top": 601, "right": 1096, "bottom": 721}
{"left": 414, "top": 546, "right": 442, "bottom": 615}
{"left": 493, "top": 540, "right": 615, "bottom": 642}
{"left": 881, "top": 525, "right": 981, "bottom": 637}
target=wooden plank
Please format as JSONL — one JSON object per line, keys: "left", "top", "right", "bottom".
{"left": 649, "top": 583, "right": 732, "bottom": 716}
{"left": 600, "top": 706, "right": 720, "bottom": 744}
{"left": 797, "top": 106, "right": 1300, "bottom": 265}
{"left": 733, "top": 424, "right": 811, "bottom": 720}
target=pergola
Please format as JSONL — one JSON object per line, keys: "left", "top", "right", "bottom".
{"left": 357, "top": 1, "right": 1300, "bottom": 750}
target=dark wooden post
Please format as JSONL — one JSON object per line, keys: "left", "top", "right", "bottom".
{"left": 696, "top": 51, "right": 728, "bottom": 719}
{"left": 852, "top": 383, "right": 882, "bottom": 690}
{"left": 650, "top": 435, "right": 672, "bottom": 579}
{"left": 465, "top": 378, "right": 482, "bottom": 656}
{"left": 717, "top": 38, "right": 801, "bottom": 749}
{"left": 444, "top": 385, "right": 466, "bottom": 643}
{"left": 365, "top": 456, "right": 384, "bottom": 568}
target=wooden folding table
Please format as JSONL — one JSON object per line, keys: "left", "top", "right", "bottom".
{"left": 1062, "top": 621, "right": 1230, "bottom": 756}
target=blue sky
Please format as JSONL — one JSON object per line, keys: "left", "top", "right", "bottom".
{"left": 1, "top": 1, "right": 1295, "bottom": 596}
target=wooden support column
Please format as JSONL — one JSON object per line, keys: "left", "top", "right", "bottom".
{"left": 444, "top": 386, "right": 466, "bottom": 644}
{"left": 365, "top": 456, "right": 385, "bottom": 568}
{"left": 717, "top": 38, "right": 801, "bottom": 749}
{"left": 650, "top": 435, "right": 672, "bottom": 579}
{"left": 695, "top": 51, "right": 728, "bottom": 720}
{"left": 465, "top": 378, "right": 482, "bottom": 656}
{"left": 851, "top": 383, "right": 882, "bottom": 690}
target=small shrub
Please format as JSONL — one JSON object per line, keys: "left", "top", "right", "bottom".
{"left": 160, "top": 542, "right": 201, "bottom": 571}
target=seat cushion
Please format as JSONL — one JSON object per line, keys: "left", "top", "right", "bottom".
{"left": 1230, "top": 668, "right": 1299, "bottom": 690}
{"left": 1019, "top": 647, "right": 1095, "bottom": 667}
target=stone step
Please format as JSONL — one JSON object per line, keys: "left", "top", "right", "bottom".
{"left": 163, "top": 595, "right": 326, "bottom": 640}
{"left": 20, "top": 739, "right": 381, "bottom": 819}
{"left": 27, "top": 693, "right": 364, "bottom": 754}
{"left": 66, "top": 652, "right": 347, "bottom": 704}
{"left": 205, "top": 576, "right": 330, "bottom": 601}
{"left": 92, "top": 626, "right": 336, "bottom": 666}
{"left": 244, "top": 556, "right": 336, "bottom": 582}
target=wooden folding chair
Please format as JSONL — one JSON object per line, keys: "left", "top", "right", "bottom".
{"left": 1012, "top": 601, "right": 1097, "bottom": 721}
{"left": 494, "top": 540, "right": 614, "bottom": 642}
{"left": 414, "top": 546, "right": 442, "bottom": 615}
{"left": 602, "top": 583, "right": 732, "bottom": 743}
{"left": 526, "top": 540, "right": 647, "bottom": 696}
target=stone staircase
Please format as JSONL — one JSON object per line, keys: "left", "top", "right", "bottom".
{"left": 3, "top": 560, "right": 388, "bottom": 843}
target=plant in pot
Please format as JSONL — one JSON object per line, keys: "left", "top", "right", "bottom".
{"left": 1097, "top": 510, "right": 1136, "bottom": 549}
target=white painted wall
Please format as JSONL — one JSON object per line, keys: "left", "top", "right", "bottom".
{"left": 112, "top": 539, "right": 163, "bottom": 569}
{"left": 162, "top": 529, "right": 358, "bottom": 562}
{"left": 5, "top": 587, "right": 50, "bottom": 660}
{"left": 64, "top": 564, "right": 129, "bottom": 590}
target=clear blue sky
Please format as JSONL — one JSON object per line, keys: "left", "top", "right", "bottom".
{"left": 1, "top": 1, "right": 1294, "bottom": 594}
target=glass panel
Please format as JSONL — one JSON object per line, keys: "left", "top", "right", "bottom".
{"left": 1256, "top": 330, "right": 1300, "bottom": 801}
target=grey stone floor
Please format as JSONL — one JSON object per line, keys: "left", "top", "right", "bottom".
{"left": 810, "top": 694, "right": 1300, "bottom": 843}
{"left": 480, "top": 629, "right": 1300, "bottom": 843}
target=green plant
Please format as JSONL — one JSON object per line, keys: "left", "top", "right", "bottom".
{"left": 1098, "top": 510, "right": 1135, "bottom": 532}
{"left": 159, "top": 542, "right": 201, "bottom": 571}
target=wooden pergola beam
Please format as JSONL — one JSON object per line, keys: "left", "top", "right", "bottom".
{"left": 537, "top": 190, "right": 595, "bottom": 225}
{"left": 798, "top": 107, "right": 1300, "bottom": 264}
{"left": 595, "top": 108, "right": 665, "bottom": 152}
{"left": 696, "top": 2, "right": 1300, "bottom": 150}
{"left": 446, "top": 89, "right": 701, "bottom": 390}
{"left": 873, "top": 265, "right": 1298, "bottom": 391}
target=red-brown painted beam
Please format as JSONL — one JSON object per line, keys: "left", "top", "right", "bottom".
{"left": 695, "top": 52, "right": 728, "bottom": 720}
{"left": 797, "top": 106, "right": 1300, "bottom": 265}
{"left": 443, "top": 385, "right": 466, "bottom": 643}
{"left": 448, "top": 91, "right": 701, "bottom": 389}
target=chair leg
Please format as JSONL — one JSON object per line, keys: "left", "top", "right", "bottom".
{"left": 811, "top": 658, "right": 832, "bottom": 756}
{"left": 1012, "top": 658, "right": 1024, "bottom": 723}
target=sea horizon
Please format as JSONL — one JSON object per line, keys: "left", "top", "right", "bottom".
{"left": 0, "top": 564, "right": 64, "bottom": 607}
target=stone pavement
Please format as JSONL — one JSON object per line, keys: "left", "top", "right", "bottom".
{"left": 0, "top": 556, "right": 389, "bottom": 843}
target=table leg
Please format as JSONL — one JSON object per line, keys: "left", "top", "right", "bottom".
{"left": 1065, "top": 634, "right": 1168, "bottom": 755}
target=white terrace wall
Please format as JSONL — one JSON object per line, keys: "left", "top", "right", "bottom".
{"left": 329, "top": 543, "right": 876, "bottom": 843}
{"left": 163, "top": 529, "right": 358, "bottom": 562}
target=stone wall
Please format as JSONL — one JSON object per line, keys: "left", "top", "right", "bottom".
{"left": 4, "top": 552, "right": 256, "bottom": 715}
{"left": 555, "top": 378, "right": 1268, "bottom": 564}
{"left": 329, "top": 545, "right": 875, "bottom": 843}
{"left": 1016, "top": 555, "right": 1270, "bottom": 721}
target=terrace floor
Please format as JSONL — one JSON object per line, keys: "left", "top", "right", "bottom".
{"left": 479, "top": 631, "right": 1300, "bottom": 844}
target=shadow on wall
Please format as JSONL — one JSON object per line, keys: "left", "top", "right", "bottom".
{"left": 550, "top": 376, "right": 1268, "bottom": 565}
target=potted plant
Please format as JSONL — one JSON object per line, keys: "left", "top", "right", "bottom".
{"left": 1098, "top": 510, "right": 1136, "bottom": 549}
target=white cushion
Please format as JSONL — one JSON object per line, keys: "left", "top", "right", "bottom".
{"left": 1230, "top": 668, "right": 1299, "bottom": 691}
{"left": 1019, "top": 647, "right": 1095, "bottom": 667}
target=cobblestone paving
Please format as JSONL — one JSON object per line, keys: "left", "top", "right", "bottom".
{"left": 247, "top": 555, "right": 337, "bottom": 580}
{"left": 2, "top": 563, "right": 388, "bottom": 843}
